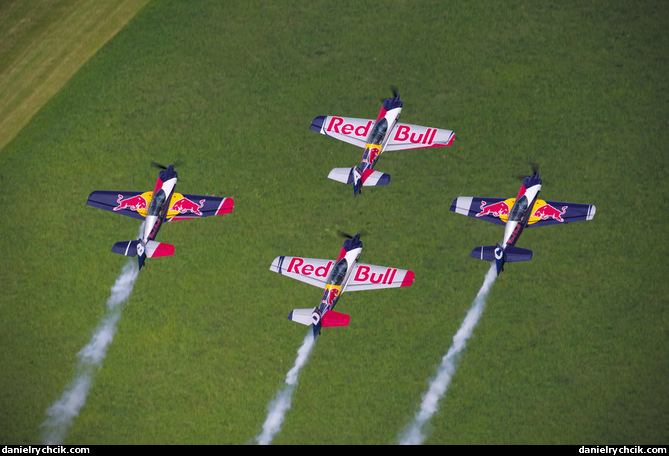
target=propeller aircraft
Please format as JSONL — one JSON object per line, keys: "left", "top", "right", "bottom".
{"left": 87, "top": 163, "right": 234, "bottom": 270}
{"left": 449, "top": 171, "right": 596, "bottom": 275}
{"left": 269, "top": 233, "right": 414, "bottom": 336}
{"left": 310, "top": 91, "right": 455, "bottom": 197}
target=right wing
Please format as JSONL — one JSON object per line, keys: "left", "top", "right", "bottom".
{"left": 87, "top": 190, "right": 150, "bottom": 221}
{"left": 270, "top": 256, "right": 334, "bottom": 288}
{"left": 166, "top": 194, "right": 234, "bottom": 221}
{"left": 383, "top": 122, "right": 455, "bottom": 151}
{"left": 344, "top": 263, "right": 414, "bottom": 291}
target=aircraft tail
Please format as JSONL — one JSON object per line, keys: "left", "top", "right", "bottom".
{"left": 111, "top": 240, "right": 175, "bottom": 258}
{"left": 327, "top": 167, "right": 390, "bottom": 196}
{"left": 287, "top": 308, "right": 350, "bottom": 328}
{"left": 470, "top": 245, "right": 532, "bottom": 275}
{"left": 287, "top": 308, "right": 315, "bottom": 326}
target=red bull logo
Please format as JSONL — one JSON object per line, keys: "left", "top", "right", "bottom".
{"left": 321, "top": 286, "right": 340, "bottom": 306}
{"left": 114, "top": 193, "right": 149, "bottom": 212}
{"left": 532, "top": 203, "right": 567, "bottom": 223}
{"left": 476, "top": 199, "right": 511, "bottom": 218}
{"left": 170, "top": 197, "right": 205, "bottom": 216}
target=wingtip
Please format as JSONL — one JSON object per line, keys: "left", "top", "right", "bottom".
{"left": 401, "top": 270, "right": 415, "bottom": 287}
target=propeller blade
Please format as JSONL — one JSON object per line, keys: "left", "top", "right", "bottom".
{"left": 337, "top": 230, "right": 355, "bottom": 239}
{"left": 151, "top": 161, "right": 168, "bottom": 170}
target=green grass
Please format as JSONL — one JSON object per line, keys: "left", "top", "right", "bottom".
{"left": 0, "top": 0, "right": 150, "bottom": 152}
{"left": 0, "top": 0, "right": 667, "bottom": 445}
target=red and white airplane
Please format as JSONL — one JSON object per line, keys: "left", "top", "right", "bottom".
{"left": 87, "top": 163, "right": 234, "bottom": 270}
{"left": 310, "top": 91, "right": 455, "bottom": 197}
{"left": 270, "top": 233, "right": 414, "bottom": 336}
{"left": 450, "top": 171, "right": 596, "bottom": 275}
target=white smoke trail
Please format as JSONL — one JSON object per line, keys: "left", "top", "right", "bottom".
{"left": 398, "top": 264, "right": 498, "bottom": 445}
{"left": 40, "top": 258, "right": 139, "bottom": 444}
{"left": 255, "top": 331, "right": 317, "bottom": 445}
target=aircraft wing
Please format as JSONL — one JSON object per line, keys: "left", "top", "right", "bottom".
{"left": 310, "top": 115, "right": 373, "bottom": 149}
{"left": 526, "top": 200, "right": 596, "bottom": 227}
{"left": 384, "top": 123, "right": 455, "bottom": 151}
{"left": 450, "top": 196, "right": 596, "bottom": 227}
{"left": 449, "top": 196, "right": 510, "bottom": 226}
{"left": 344, "top": 263, "right": 414, "bottom": 291}
{"left": 87, "top": 190, "right": 148, "bottom": 221}
{"left": 166, "top": 194, "right": 234, "bottom": 221}
{"left": 269, "top": 256, "right": 334, "bottom": 288}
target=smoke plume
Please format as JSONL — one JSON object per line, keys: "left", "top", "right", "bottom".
{"left": 398, "top": 264, "right": 497, "bottom": 445}
{"left": 40, "top": 259, "right": 139, "bottom": 444}
{"left": 255, "top": 331, "right": 317, "bottom": 445}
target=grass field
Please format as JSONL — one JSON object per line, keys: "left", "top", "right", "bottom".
{"left": 0, "top": 0, "right": 667, "bottom": 445}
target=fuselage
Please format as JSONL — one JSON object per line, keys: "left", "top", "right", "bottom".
{"left": 138, "top": 165, "right": 178, "bottom": 265}
{"left": 311, "top": 235, "right": 363, "bottom": 327}
{"left": 501, "top": 174, "right": 542, "bottom": 250}
{"left": 359, "top": 95, "right": 403, "bottom": 173}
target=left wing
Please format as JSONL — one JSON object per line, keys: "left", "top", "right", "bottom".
{"left": 166, "top": 194, "right": 234, "bottom": 221}
{"left": 450, "top": 196, "right": 510, "bottom": 226}
{"left": 344, "top": 263, "right": 414, "bottom": 291}
{"left": 87, "top": 190, "right": 149, "bottom": 221}
{"left": 270, "top": 256, "right": 334, "bottom": 288}
{"left": 310, "top": 115, "right": 372, "bottom": 148}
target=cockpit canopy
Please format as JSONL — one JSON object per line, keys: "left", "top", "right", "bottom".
{"left": 147, "top": 189, "right": 167, "bottom": 217}
{"left": 327, "top": 258, "right": 348, "bottom": 286}
{"left": 509, "top": 195, "right": 528, "bottom": 222}
{"left": 368, "top": 118, "right": 388, "bottom": 145}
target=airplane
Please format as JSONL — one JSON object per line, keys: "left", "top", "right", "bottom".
{"left": 86, "top": 163, "right": 234, "bottom": 270}
{"left": 269, "top": 233, "right": 414, "bottom": 337}
{"left": 449, "top": 171, "right": 596, "bottom": 275}
{"left": 309, "top": 91, "right": 455, "bottom": 197}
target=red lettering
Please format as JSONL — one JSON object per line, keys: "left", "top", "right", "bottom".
{"left": 315, "top": 261, "right": 332, "bottom": 277}
{"left": 394, "top": 124, "right": 410, "bottom": 141}
{"left": 428, "top": 128, "right": 437, "bottom": 144}
{"left": 422, "top": 129, "right": 431, "bottom": 144}
{"left": 287, "top": 257, "right": 304, "bottom": 273}
{"left": 370, "top": 271, "right": 384, "bottom": 284}
{"left": 354, "top": 265, "right": 370, "bottom": 282}
{"left": 341, "top": 123, "right": 353, "bottom": 135}
{"left": 355, "top": 121, "right": 373, "bottom": 138}
{"left": 387, "top": 268, "right": 397, "bottom": 284}
{"left": 381, "top": 268, "right": 391, "bottom": 284}
{"left": 327, "top": 117, "right": 344, "bottom": 133}
{"left": 302, "top": 264, "right": 314, "bottom": 275}
{"left": 410, "top": 132, "right": 424, "bottom": 144}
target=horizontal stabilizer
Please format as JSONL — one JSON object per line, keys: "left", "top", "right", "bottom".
{"left": 360, "top": 169, "right": 390, "bottom": 186}
{"left": 112, "top": 240, "right": 140, "bottom": 257}
{"left": 321, "top": 310, "right": 350, "bottom": 328}
{"left": 470, "top": 245, "right": 532, "bottom": 262}
{"left": 287, "top": 308, "right": 315, "bottom": 326}
{"left": 145, "top": 241, "right": 174, "bottom": 258}
{"left": 327, "top": 167, "right": 390, "bottom": 186}
{"left": 111, "top": 240, "right": 174, "bottom": 258}
{"left": 504, "top": 246, "right": 533, "bottom": 262}
{"left": 328, "top": 167, "right": 356, "bottom": 184}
